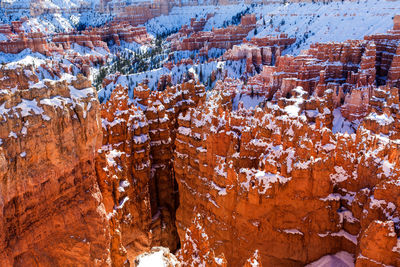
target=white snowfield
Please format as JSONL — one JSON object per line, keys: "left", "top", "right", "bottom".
{"left": 135, "top": 247, "right": 180, "bottom": 267}
{"left": 306, "top": 251, "right": 355, "bottom": 267}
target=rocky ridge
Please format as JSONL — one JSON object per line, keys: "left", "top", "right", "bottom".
{"left": 96, "top": 79, "right": 206, "bottom": 264}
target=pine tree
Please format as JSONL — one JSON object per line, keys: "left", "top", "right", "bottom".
{"left": 199, "top": 66, "right": 203, "bottom": 82}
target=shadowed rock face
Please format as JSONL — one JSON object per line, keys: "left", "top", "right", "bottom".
{"left": 97, "top": 81, "right": 206, "bottom": 263}
{"left": 0, "top": 69, "right": 110, "bottom": 266}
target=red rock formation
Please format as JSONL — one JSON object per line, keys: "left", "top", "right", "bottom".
{"left": 223, "top": 34, "right": 296, "bottom": 72}
{"left": 174, "top": 83, "right": 400, "bottom": 266}
{"left": 387, "top": 44, "right": 400, "bottom": 87}
{"left": 171, "top": 14, "right": 257, "bottom": 51}
{"left": 237, "top": 33, "right": 395, "bottom": 122}
{"left": 157, "top": 74, "right": 173, "bottom": 91}
{"left": 3, "top": 10, "right": 400, "bottom": 267}
{"left": 0, "top": 68, "right": 111, "bottom": 266}
{"left": 163, "top": 58, "right": 194, "bottom": 70}
{"left": 0, "top": 24, "right": 13, "bottom": 36}
{"left": 97, "top": 22, "right": 152, "bottom": 45}
{"left": 96, "top": 84, "right": 153, "bottom": 264}
{"left": 96, "top": 80, "right": 206, "bottom": 262}
{"left": 178, "top": 16, "right": 211, "bottom": 36}
{"left": 113, "top": 0, "right": 170, "bottom": 26}
{"left": 0, "top": 20, "right": 151, "bottom": 55}
{"left": 394, "top": 15, "right": 400, "bottom": 31}
{"left": 166, "top": 18, "right": 400, "bottom": 265}
{"left": 176, "top": 213, "right": 228, "bottom": 266}
{"left": 364, "top": 19, "right": 400, "bottom": 85}
{"left": 0, "top": 32, "right": 51, "bottom": 55}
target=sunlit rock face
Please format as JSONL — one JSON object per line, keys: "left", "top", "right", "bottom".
{"left": 171, "top": 17, "right": 400, "bottom": 267}
{"left": 0, "top": 68, "right": 110, "bottom": 266}
{"left": 173, "top": 82, "right": 400, "bottom": 266}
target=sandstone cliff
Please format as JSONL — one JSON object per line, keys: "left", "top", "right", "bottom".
{"left": 173, "top": 84, "right": 400, "bottom": 266}
{"left": 97, "top": 80, "right": 206, "bottom": 264}
{"left": 0, "top": 68, "right": 111, "bottom": 266}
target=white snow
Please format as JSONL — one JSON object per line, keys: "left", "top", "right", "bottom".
{"left": 330, "top": 166, "right": 350, "bottom": 185}
{"left": 136, "top": 250, "right": 165, "bottom": 267}
{"left": 381, "top": 160, "right": 394, "bottom": 177}
{"left": 366, "top": 112, "right": 394, "bottom": 126}
{"left": 332, "top": 108, "right": 359, "bottom": 134}
{"left": 306, "top": 251, "right": 354, "bottom": 267}
{"left": 240, "top": 168, "right": 291, "bottom": 194}
{"left": 133, "top": 134, "right": 149, "bottom": 144}
{"left": 233, "top": 94, "right": 265, "bottom": 110}
{"left": 15, "top": 99, "right": 44, "bottom": 117}
{"left": 318, "top": 230, "right": 358, "bottom": 245}
{"left": 253, "top": 0, "right": 400, "bottom": 55}
{"left": 282, "top": 229, "right": 303, "bottom": 235}
{"left": 136, "top": 247, "right": 179, "bottom": 267}
{"left": 8, "top": 131, "right": 17, "bottom": 138}
{"left": 105, "top": 149, "right": 124, "bottom": 167}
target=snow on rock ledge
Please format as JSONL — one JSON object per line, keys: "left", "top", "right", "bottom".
{"left": 0, "top": 65, "right": 108, "bottom": 266}
{"left": 135, "top": 247, "right": 180, "bottom": 267}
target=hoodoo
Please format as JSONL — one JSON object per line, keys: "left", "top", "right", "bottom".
{"left": 1, "top": 1, "right": 400, "bottom": 266}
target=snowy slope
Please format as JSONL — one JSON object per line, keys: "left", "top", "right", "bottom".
{"left": 305, "top": 251, "right": 355, "bottom": 267}
{"left": 145, "top": 4, "right": 250, "bottom": 36}
{"left": 98, "top": 59, "right": 246, "bottom": 102}
{"left": 252, "top": 0, "right": 400, "bottom": 54}
{"left": 0, "top": 0, "right": 101, "bottom": 10}
{"left": 146, "top": 0, "right": 400, "bottom": 54}
{"left": 0, "top": 0, "right": 113, "bottom": 30}
{"left": 135, "top": 247, "right": 179, "bottom": 267}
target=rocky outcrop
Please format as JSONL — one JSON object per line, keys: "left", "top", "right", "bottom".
{"left": 168, "top": 16, "right": 400, "bottom": 266}
{"left": 96, "top": 84, "right": 153, "bottom": 264}
{"left": 176, "top": 213, "right": 227, "bottom": 266}
{"left": 174, "top": 83, "right": 400, "bottom": 266}
{"left": 97, "top": 80, "right": 206, "bottom": 263}
{"left": 223, "top": 34, "right": 296, "bottom": 73}
{"left": 90, "top": 15, "right": 400, "bottom": 267}
{"left": 0, "top": 68, "right": 110, "bottom": 266}
{"left": 364, "top": 18, "right": 400, "bottom": 85}
{"left": 387, "top": 44, "right": 400, "bottom": 88}
{"left": 3, "top": 7, "right": 400, "bottom": 267}
{"left": 171, "top": 14, "right": 256, "bottom": 51}
{"left": 0, "top": 20, "right": 151, "bottom": 55}
{"left": 112, "top": 0, "right": 170, "bottom": 26}
{"left": 240, "top": 17, "right": 400, "bottom": 123}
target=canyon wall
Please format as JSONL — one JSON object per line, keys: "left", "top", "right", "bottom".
{"left": 171, "top": 14, "right": 257, "bottom": 52}
{"left": 170, "top": 16, "right": 400, "bottom": 266}
{"left": 0, "top": 21, "right": 152, "bottom": 55}
{"left": 0, "top": 69, "right": 111, "bottom": 266}
{"left": 96, "top": 80, "right": 206, "bottom": 263}
{"left": 173, "top": 80, "right": 400, "bottom": 266}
